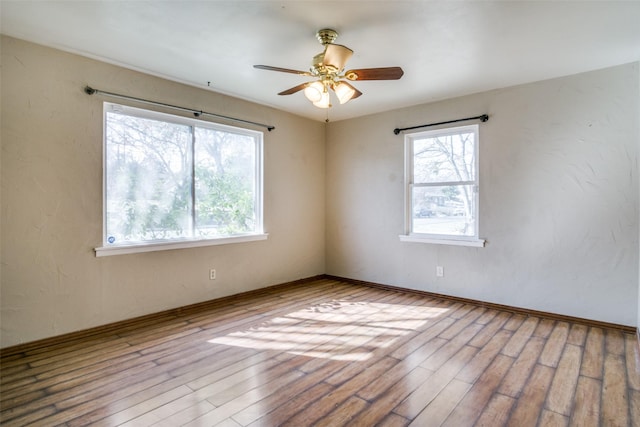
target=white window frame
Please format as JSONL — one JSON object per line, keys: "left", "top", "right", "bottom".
{"left": 95, "top": 102, "right": 267, "bottom": 257}
{"left": 400, "top": 124, "right": 485, "bottom": 247}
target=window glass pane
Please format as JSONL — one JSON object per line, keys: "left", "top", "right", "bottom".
{"left": 413, "top": 131, "right": 475, "bottom": 183}
{"left": 102, "top": 103, "right": 263, "bottom": 249}
{"left": 412, "top": 185, "right": 476, "bottom": 236}
{"left": 194, "top": 127, "right": 256, "bottom": 238}
{"left": 105, "top": 112, "right": 193, "bottom": 244}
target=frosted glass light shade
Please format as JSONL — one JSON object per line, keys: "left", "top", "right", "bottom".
{"left": 313, "top": 91, "right": 331, "bottom": 108}
{"left": 304, "top": 81, "right": 324, "bottom": 102}
{"left": 334, "top": 81, "right": 356, "bottom": 104}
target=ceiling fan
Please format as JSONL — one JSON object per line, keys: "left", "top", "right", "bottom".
{"left": 254, "top": 29, "right": 404, "bottom": 109}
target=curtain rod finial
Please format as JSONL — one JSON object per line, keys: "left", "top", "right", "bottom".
{"left": 84, "top": 86, "right": 96, "bottom": 95}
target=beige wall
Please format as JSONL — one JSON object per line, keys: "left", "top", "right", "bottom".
{"left": 326, "top": 63, "right": 639, "bottom": 327}
{"left": 2, "top": 35, "right": 639, "bottom": 348}
{"left": 0, "top": 36, "right": 326, "bottom": 348}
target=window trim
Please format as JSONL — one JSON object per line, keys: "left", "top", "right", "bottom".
{"left": 95, "top": 102, "right": 265, "bottom": 256}
{"left": 94, "top": 233, "right": 269, "bottom": 257}
{"left": 400, "top": 124, "right": 485, "bottom": 247}
{"left": 398, "top": 234, "right": 485, "bottom": 247}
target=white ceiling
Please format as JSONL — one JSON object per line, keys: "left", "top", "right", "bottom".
{"left": 2, "top": 1, "right": 640, "bottom": 122}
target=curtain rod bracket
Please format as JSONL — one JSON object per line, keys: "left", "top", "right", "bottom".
{"left": 83, "top": 85, "right": 275, "bottom": 131}
{"left": 393, "top": 114, "right": 489, "bottom": 135}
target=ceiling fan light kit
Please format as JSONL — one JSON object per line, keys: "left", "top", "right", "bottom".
{"left": 254, "top": 28, "right": 404, "bottom": 109}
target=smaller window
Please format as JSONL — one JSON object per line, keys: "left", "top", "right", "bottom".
{"left": 402, "top": 124, "right": 484, "bottom": 246}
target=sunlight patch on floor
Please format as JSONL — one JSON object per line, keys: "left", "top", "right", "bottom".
{"left": 208, "top": 300, "right": 449, "bottom": 361}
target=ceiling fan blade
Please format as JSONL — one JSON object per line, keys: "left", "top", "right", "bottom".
{"left": 278, "top": 82, "right": 309, "bottom": 96}
{"left": 323, "top": 44, "right": 353, "bottom": 71}
{"left": 254, "top": 65, "right": 312, "bottom": 76}
{"left": 344, "top": 67, "right": 404, "bottom": 81}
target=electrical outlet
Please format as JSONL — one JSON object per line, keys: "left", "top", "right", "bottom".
{"left": 436, "top": 266, "right": 444, "bottom": 277}
{"left": 209, "top": 269, "right": 216, "bottom": 280}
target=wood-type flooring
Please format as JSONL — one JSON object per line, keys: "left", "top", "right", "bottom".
{"left": 1, "top": 277, "right": 639, "bottom": 426}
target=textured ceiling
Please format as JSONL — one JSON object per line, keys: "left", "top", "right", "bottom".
{"left": 2, "top": 1, "right": 640, "bottom": 122}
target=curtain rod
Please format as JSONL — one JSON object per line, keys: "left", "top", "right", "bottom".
{"left": 84, "top": 86, "right": 275, "bottom": 132}
{"left": 393, "top": 114, "right": 489, "bottom": 135}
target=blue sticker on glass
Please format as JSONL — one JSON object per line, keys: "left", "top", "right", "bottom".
{"left": 108, "top": 236, "right": 116, "bottom": 244}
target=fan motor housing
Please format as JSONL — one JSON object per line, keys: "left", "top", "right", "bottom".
{"left": 316, "top": 29, "right": 338, "bottom": 45}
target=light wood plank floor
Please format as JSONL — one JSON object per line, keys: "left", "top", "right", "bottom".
{"left": 1, "top": 278, "right": 639, "bottom": 426}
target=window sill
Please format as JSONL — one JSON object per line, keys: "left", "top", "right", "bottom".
{"left": 399, "top": 235, "right": 486, "bottom": 247}
{"left": 95, "top": 233, "right": 269, "bottom": 257}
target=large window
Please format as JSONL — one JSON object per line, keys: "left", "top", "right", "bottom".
{"left": 402, "top": 124, "right": 484, "bottom": 246}
{"left": 98, "top": 103, "right": 264, "bottom": 254}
